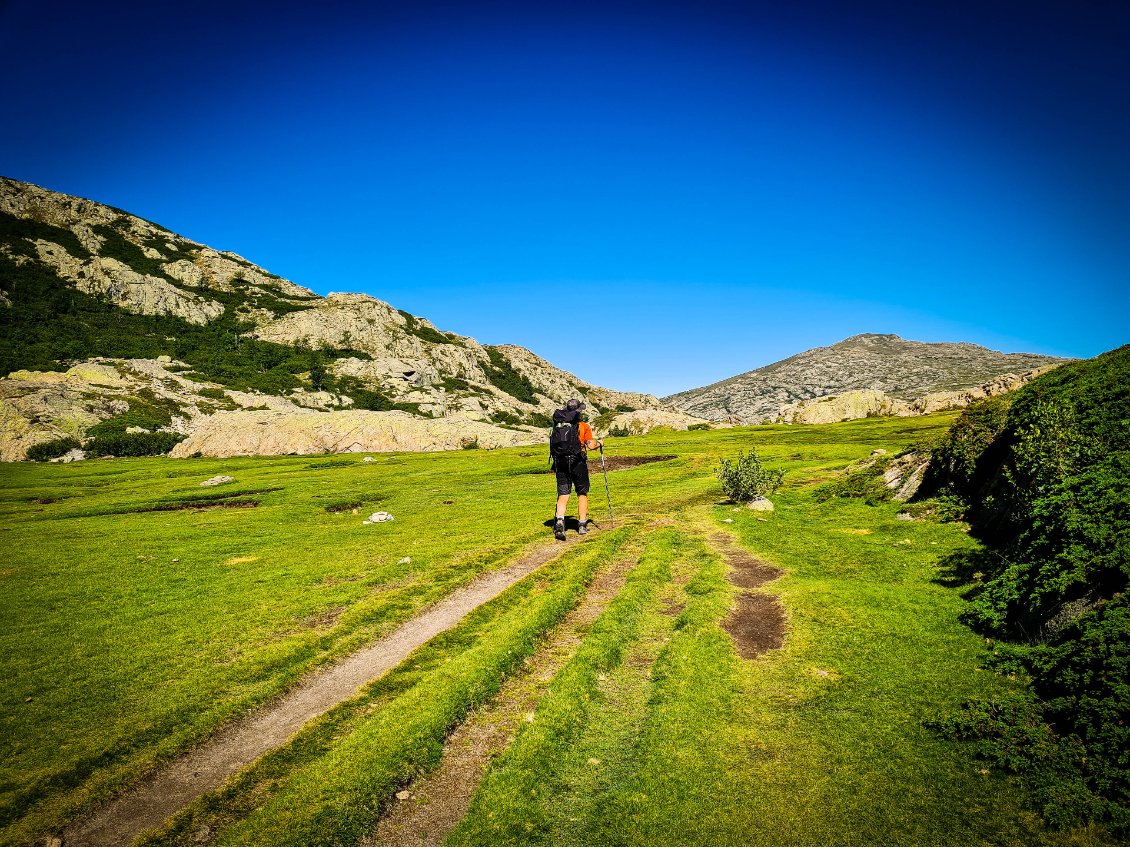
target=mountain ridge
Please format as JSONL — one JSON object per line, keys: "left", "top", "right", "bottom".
{"left": 666, "top": 332, "right": 1069, "bottom": 423}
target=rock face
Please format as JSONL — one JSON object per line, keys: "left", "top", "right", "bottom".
{"left": 777, "top": 390, "right": 908, "bottom": 425}
{"left": 0, "top": 177, "right": 670, "bottom": 459}
{"left": 169, "top": 410, "right": 540, "bottom": 457}
{"left": 667, "top": 333, "right": 1069, "bottom": 424}
{"left": 770, "top": 366, "right": 1059, "bottom": 425}
{"left": 599, "top": 408, "right": 713, "bottom": 436}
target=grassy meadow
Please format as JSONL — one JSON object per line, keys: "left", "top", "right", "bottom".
{"left": 0, "top": 414, "right": 1117, "bottom": 846}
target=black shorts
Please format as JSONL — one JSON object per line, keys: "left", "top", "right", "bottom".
{"left": 554, "top": 453, "right": 590, "bottom": 496}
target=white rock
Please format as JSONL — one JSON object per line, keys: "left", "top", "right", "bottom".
{"left": 722, "top": 518, "right": 734, "bottom": 523}
{"left": 398, "top": 556, "right": 411, "bottom": 564}
{"left": 745, "top": 498, "right": 775, "bottom": 512}
{"left": 368, "top": 511, "right": 394, "bottom": 522}
{"left": 200, "top": 475, "right": 235, "bottom": 486}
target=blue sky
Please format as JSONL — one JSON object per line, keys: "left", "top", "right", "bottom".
{"left": 1, "top": 0, "right": 1127, "bottom": 395}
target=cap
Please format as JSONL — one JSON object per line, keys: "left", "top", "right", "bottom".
{"left": 566, "top": 398, "right": 586, "bottom": 411}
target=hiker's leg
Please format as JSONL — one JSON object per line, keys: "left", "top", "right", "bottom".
{"left": 556, "top": 493, "right": 570, "bottom": 519}
{"left": 578, "top": 494, "right": 588, "bottom": 523}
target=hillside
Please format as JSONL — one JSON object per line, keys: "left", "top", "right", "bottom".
{"left": 666, "top": 333, "right": 1068, "bottom": 424}
{"left": 0, "top": 177, "right": 669, "bottom": 459}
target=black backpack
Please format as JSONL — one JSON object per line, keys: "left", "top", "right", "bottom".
{"left": 549, "top": 408, "right": 583, "bottom": 459}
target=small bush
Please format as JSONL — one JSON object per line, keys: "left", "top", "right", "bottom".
{"left": 25, "top": 437, "right": 80, "bottom": 462}
{"left": 608, "top": 425, "right": 631, "bottom": 438}
{"left": 489, "top": 410, "right": 524, "bottom": 427}
{"left": 715, "top": 449, "right": 784, "bottom": 502}
{"left": 85, "top": 431, "right": 185, "bottom": 457}
{"left": 461, "top": 437, "right": 479, "bottom": 450}
{"left": 688, "top": 422, "right": 711, "bottom": 431}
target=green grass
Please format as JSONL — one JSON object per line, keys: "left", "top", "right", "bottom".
{"left": 141, "top": 527, "right": 633, "bottom": 847}
{"left": 0, "top": 412, "right": 1118, "bottom": 845}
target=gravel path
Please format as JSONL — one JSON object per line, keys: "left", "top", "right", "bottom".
{"left": 62, "top": 538, "right": 582, "bottom": 847}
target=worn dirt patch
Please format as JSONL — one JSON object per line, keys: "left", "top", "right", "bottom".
{"left": 710, "top": 532, "right": 783, "bottom": 589}
{"left": 588, "top": 454, "right": 676, "bottom": 472}
{"left": 723, "top": 593, "right": 786, "bottom": 659}
{"left": 361, "top": 547, "right": 637, "bottom": 847}
{"left": 61, "top": 536, "right": 592, "bottom": 847}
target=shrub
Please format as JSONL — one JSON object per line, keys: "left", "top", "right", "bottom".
{"left": 25, "top": 437, "right": 80, "bottom": 462}
{"left": 608, "top": 425, "right": 630, "bottom": 438}
{"left": 85, "top": 431, "right": 185, "bottom": 457}
{"left": 489, "top": 410, "right": 524, "bottom": 427}
{"left": 688, "top": 422, "right": 711, "bottom": 431}
{"left": 461, "top": 437, "right": 479, "bottom": 450}
{"left": 715, "top": 449, "right": 783, "bottom": 502}
{"left": 927, "top": 346, "right": 1130, "bottom": 833}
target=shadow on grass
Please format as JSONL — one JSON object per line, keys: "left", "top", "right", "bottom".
{"left": 933, "top": 548, "right": 995, "bottom": 592}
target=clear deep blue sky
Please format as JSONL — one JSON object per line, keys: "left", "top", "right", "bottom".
{"left": 1, "top": 0, "right": 1127, "bottom": 395}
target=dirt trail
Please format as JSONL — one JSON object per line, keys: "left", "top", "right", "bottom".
{"left": 62, "top": 537, "right": 586, "bottom": 847}
{"left": 361, "top": 542, "right": 639, "bottom": 847}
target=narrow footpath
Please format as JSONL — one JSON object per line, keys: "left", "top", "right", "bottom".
{"left": 360, "top": 540, "right": 640, "bottom": 847}
{"left": 62, "top": 537, "right": 588, "bottom": 847}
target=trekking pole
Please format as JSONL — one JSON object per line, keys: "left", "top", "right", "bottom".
{"left": 599, "top": 443, "right": 614, "bottom": 528}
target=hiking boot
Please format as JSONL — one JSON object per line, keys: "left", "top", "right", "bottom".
{"left": 554, "top": 518, "right": 566, "bottom": 541}
{"left": 577, "top": 520, "right": 588, "bottom": 535}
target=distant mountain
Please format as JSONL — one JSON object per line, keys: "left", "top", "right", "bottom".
{"left": 665, "top": 333, "right": 1069, "bottom": 424}
{"left": 0, "top": 177, "right": 669, "bottom": 459}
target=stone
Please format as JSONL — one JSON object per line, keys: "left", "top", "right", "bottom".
{"left": 722, "top": 518, "right": 734, "bottom": 523}
{"left": 363, "top": 456, "right": 375, "bottom": 462}
{"left": 745, "top": 498, "right": 774, "bottom": 512}
{"left": 398, "top": 556, "right": 412, "bottom": 564}
{"left": 395, "top": 790, "right": 411, "bottom": 801}
{"left": 200, "top": 475, "right": 235, "bottom": 486}
{"left": 368, "top": 511, "right": 394, "bottom": 522}
{"left": 871, "top": 449, "right": 888, "bottom": 456}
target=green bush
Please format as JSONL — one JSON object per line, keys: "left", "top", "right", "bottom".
{"left": 85, "top": 431, "right": 185, "bottom": 457}
{"left": 927, "top": 346, "right": 1130, "bottom": 833}
{"left": 688, "top": 422, "right": 711, "bottom": 431}
{"left": 608, "top": 424, "right": 631, "bottom": 438}
{"left": 25, "top": 437, "right": 80, "bottom": 462}
{"left": 715, "top": 449, "right": 783, "bottom": 502}
{"left": 397, "top": 309, "right": 451, "bottom": 345}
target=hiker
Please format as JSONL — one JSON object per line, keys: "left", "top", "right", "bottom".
{"left": 550, "top": 398, "right": 602, "bottom": 540}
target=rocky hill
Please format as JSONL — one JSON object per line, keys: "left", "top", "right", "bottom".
{"left": 0, "top": 177, "right": 673, "bottom": 459}
{"left": 666, "top": 333, "right": 1069, "bottom": 424}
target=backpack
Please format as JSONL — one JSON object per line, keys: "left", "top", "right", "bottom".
{"left": 549, "top": 408, "right": 583, "bottom": 459}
